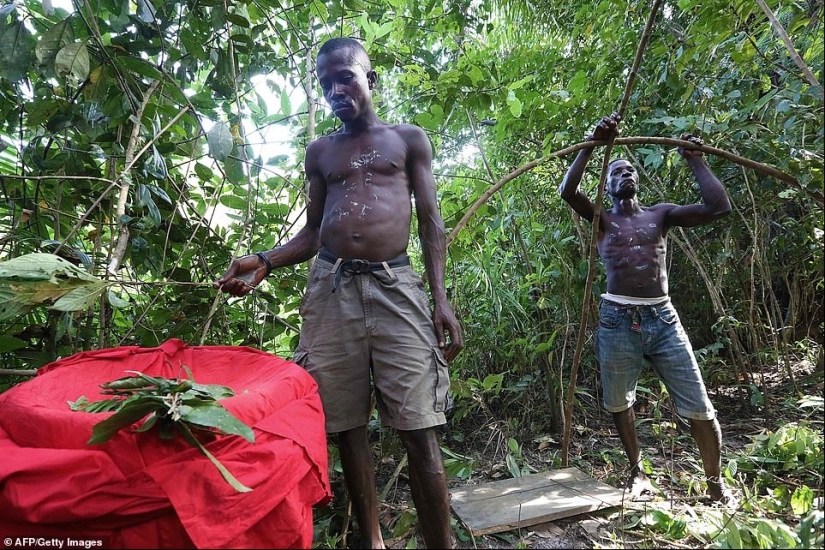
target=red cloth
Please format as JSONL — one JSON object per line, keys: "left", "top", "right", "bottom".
{"left": 0, "top": 339, "right": 331, "bottom": 548}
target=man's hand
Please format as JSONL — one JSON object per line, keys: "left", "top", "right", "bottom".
{"left": 678, "top": 133, "right": 704, "bottom": 158}
{"left": 587, "top": 112, "right": 622, "bottom": 141}
{"left": 433, "top": 302, "right": 464, "bottom": 363}
{"left": 213, "top": 254, "right": 268, "bottom": 297}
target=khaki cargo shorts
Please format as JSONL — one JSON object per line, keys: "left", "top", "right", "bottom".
{"left": 292, "top": 254, "right": 451, "bottom": 433}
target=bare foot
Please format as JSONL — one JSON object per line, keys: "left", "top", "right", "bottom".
{"left": 625, "top": 467, "right": 655, "bottom": 500}
{"left": 707, "top": 478, "right": 739, "bottom": 507}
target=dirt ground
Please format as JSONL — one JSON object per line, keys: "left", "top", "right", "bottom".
{"left": 322, "top": 358, "right": 823, "bottom": 549}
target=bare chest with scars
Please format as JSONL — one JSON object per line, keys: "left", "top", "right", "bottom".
{"left": 598, "top": 210, "right": 670, "bottom": 296}
{"left": 318, "top": 133, "right": 413, "bottom": 260}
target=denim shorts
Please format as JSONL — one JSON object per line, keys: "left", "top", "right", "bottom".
{"left": 595, "top": 299, "right": 716, "bottom": 420}
{"left": 292, "top": 255, "right": 451, "bottom": 434}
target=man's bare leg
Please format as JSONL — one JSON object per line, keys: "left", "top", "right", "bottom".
{"left": 612, "top": 408, "right": 654, "bottom": 498}
{"left": 689, "top": 418, "right": 735, "bottom": 504}
{"left": 398, "top": 427, "right": 453, "bottom": 549}
{"left": 338, "top": 427, "right": 385, "bottom": 549}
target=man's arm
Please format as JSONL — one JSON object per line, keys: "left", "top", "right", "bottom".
{"left": 404, "top": 125, "right": 464, "bottom": 362}
{"left": 213, "top": 141, "right": 326, "bottom": 297}
{"left": 664, "top": 134, "right": 732, "bottom": 228}
{"left": 559, "top": 114, "right": 620, "bottom": 223}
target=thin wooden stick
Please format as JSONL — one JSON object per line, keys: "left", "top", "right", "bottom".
{"left": 561, "top": 0, "right": 664, "bottom": 467}
{"left": 379, "top": 452, "right": 408, "bottom": 501}
{"left": 0, "top": 369, "right": 37, "bottom": 377}
{"left": 754, "top": 0, "right": 820, "bottom": 88}
{"left": 617, "top": 0, "right": 665, "bottom": 118}
{"left": 108, "top": 81, "right": 161, "bottom": 275}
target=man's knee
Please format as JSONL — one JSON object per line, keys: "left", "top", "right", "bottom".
{"left": 399, "top": 428, "right": 445, "bottom": 474}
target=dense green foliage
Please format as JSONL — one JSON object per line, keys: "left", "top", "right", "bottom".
{"left": 0, "top": 0, "right": 822, "bottom": 436}
{"left": 1, "top": 0, "right": 822, "bottom": 546}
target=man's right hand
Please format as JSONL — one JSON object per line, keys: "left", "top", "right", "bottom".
{"left": 213, "top": 254, "right": 269, "bottom": 297}
{"left": 677, "top": 133, "right": 705, "bottom": 158}
{"left": 588, "top": 112, "right": 621, "bottom": 141}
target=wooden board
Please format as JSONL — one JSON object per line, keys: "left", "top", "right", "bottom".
{"left": 449, "top": 467, "right": 626, "bottom": 536}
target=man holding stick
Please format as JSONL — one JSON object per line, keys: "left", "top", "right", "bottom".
{"left": 559, "top": 113, "right": 735, "bottom": 504}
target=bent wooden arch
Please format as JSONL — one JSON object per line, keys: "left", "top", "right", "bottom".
{"left": 445, "top": 137, "right": 805, "bottom": 247}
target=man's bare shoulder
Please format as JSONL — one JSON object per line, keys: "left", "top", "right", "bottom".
{"left": 306, "top": 132, "right": 339, "bottom": 152}
{"left": 392, "top": 122, "right": 426, "bottom": 134}
{"left": 386, "top": 123, "right": 427, "bottom": 142}
{"left": 392, "top": 124, "right": 432, "bottom": 157}
{"left": 646, "top": 202, "right": 680, "bottom": 212}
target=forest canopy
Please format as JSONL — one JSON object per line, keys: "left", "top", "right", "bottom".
{"left": 0, "top": 0, "right": 822, "bottom": 426}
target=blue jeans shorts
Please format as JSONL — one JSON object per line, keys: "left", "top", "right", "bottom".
{"left": 595, "top": 299, "right": 716, "bottom": 421}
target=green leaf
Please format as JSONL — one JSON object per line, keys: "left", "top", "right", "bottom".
{"left": 375, "top": 21, "right": 393, "bottom": 39}
{"left": 179, "top": 400, "right": 255, "bottom": 443}
{"left": 100, "top": 374, "right": 155, "bottom": 391}
{"left": 55, "top": 42, "right": 90, "bottom": 84}
{"left": 52, "top": 281, "right": 108, "bottom": 311}
{"left": 190, "top": 382, "right": 236, "bottom": 400}
{"left": 0, "top": 335, "right": 27, "bottom": 352}
{"left": 115, "top": 56, "right": 163, "bottom": 81}
{"left": 726, "top": 521, "right": 743, "bottom": 549}
{"left": 481, "top": 373, "right": 502, "bottom": 391}
{"left": 207, "top": 122, "right": 234, "bottom": 161}
{"left": 134, "top": 412, "right": 160, "bottom": 432}
{"left": 0, "top": 20, "right": 35, "bottom": 82}
{"left": 224, "top": 155, "right": 246, "bottom": 185}
{"left": 506, "top": 89, "right": 522, "bottom": 118}
{"left": 0, "top": 253, "right": 108, "bottom": 320}
{"left": 194, "top": 163, "right": 214, "bottom": 182}
{"left": 280, "top": 89, "right": 291, "bottom": 116}
{"left": 725, "top": 458, "right": 737, "bottom": 478}
{"left": 83, "top": 399, "right": 124, "bottom": 413}
{"left": 136, "top": 0, "right": 156, "bottom": 22}
{"left": 68, "top": 396, "right": 90, "bottom": 411}
{"left": 107, "top": 289, "right": 130, "bottom": 308}
{"left": 791, "top": 485, "right": 814, "bottom": 515}
{"left": 392, "top": 509, "right": 418, "bottom": 537}
{"left": 505, "top": 453, "right": 522, "bottom": 478}
{"left": 225, "top": 13, "right": 251, "bottom": 28}
{"left": 35, "top": 18, "right": 75, "bottom": 67}
{"left": 87, "top": 399, "right": 163, "bottom": 444}
{"left": 177, "top": 423, "right": 253, "bottom": 492}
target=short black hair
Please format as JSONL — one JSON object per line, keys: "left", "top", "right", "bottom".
{"left": 317, "top": 37, "right": 372, "bottom": 70}
{"left": 608, "top": 158, "right": 633, "bottom": 171}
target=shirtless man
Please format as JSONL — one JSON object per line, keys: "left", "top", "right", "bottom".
{"left": 559, "top": 113, "right": 734, "bottom": 503}
{"left": 214, "top": 38, "right": 463, "bottom": 548}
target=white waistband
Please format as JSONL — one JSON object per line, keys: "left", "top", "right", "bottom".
{"left": 601, "top": 293, "right": 671, "bottom": 306}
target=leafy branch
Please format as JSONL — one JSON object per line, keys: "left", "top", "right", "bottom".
{"left": 70, "top": 368, "right": 255, "bottom": 493}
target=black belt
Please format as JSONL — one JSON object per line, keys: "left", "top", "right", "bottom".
{"left": 318, "top": 249, "right": 410, "bottom": 292}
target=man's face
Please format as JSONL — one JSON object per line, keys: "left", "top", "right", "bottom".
{"left": 607, "top": 160, "right": 638, "bottom": 200}
{"left": 316, "top": 47, "right": 376, "bottom": 123}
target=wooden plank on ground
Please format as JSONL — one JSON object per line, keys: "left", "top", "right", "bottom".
{"left": 449, "top": 467, "right": 626, "bottom": 536}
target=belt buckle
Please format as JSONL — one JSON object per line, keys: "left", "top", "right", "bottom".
{"left": 350, "top": 259, "right": 370, "bottom": 274}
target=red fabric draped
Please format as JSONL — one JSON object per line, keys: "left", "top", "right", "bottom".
{"left": 0, "top": 339, "right": 331, "bottom": 548}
